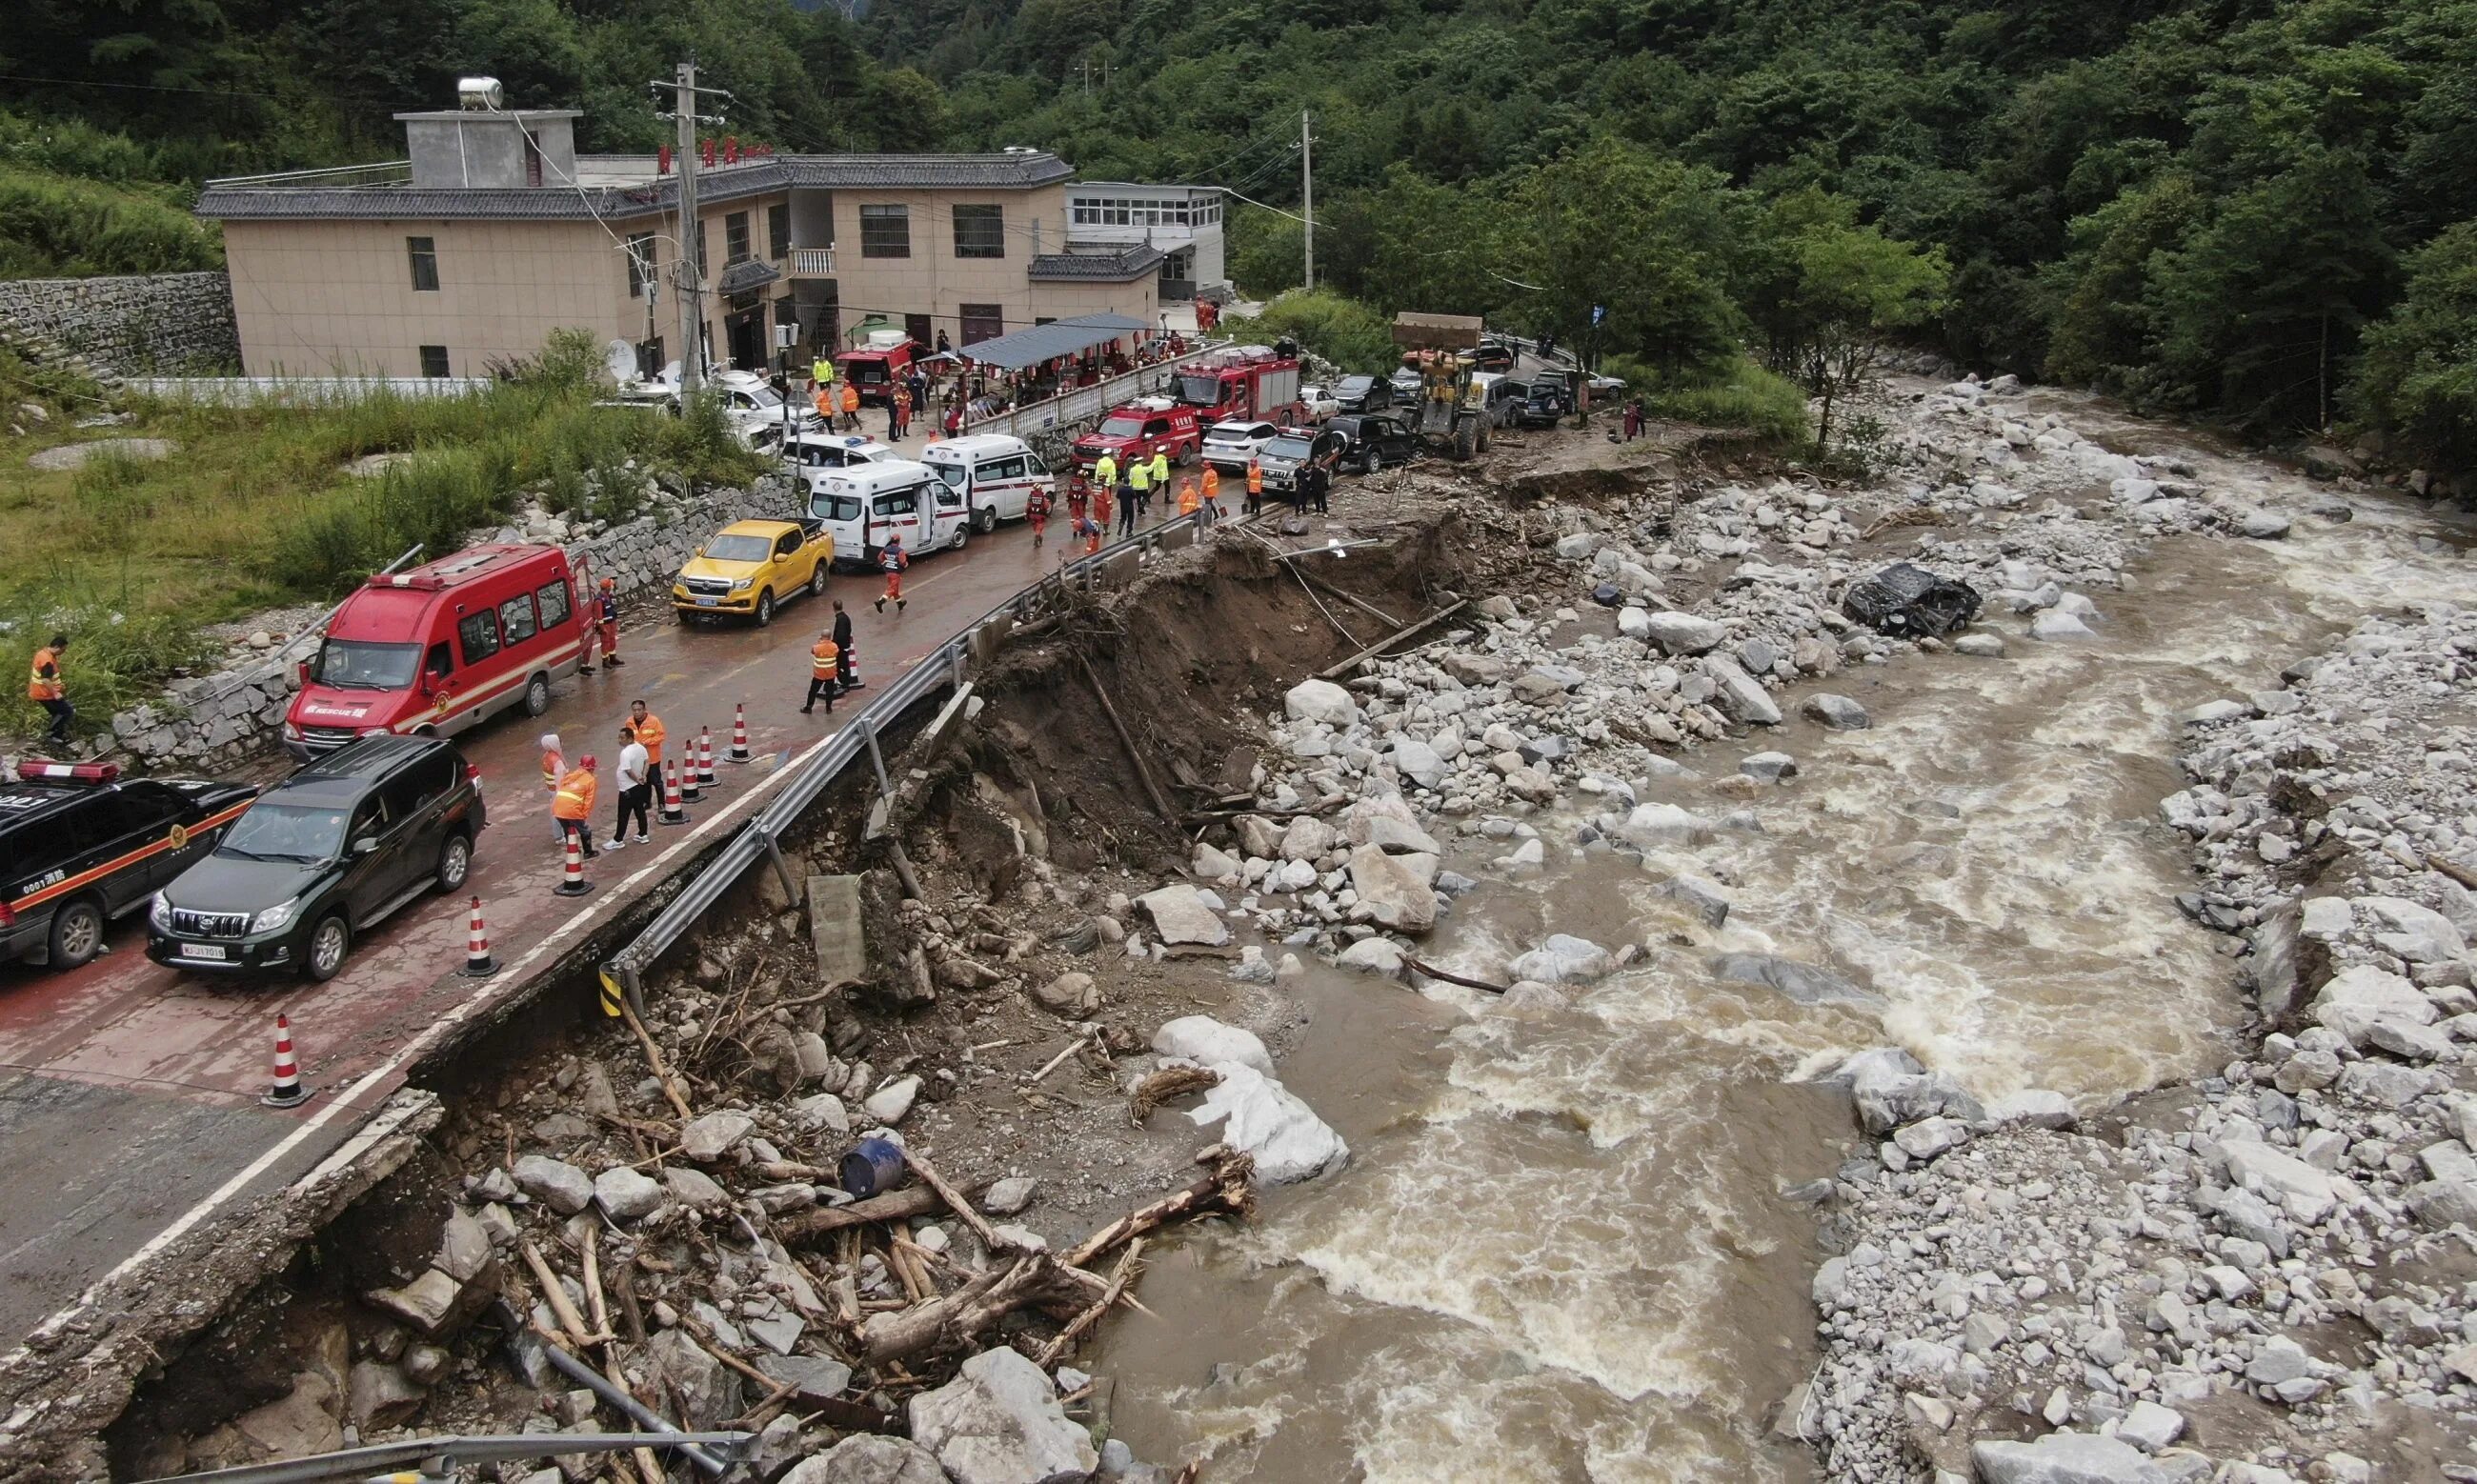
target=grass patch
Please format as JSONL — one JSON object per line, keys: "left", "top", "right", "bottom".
{"left": 0, "top": 334, "right": 764, "bottom": 743}
{"left": 1610, "top": 354, "right": 1811, "bottom": 445}
{"left": 0, "top": 162, "right": 220, "bottom": 278}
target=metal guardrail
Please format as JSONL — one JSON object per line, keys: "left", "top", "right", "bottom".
{"left": 126, "top": 375, "right": 494, "bottom": 406}
{"left": 200, "top": 160, "right": 415, "bottom": 190}
{"left": 600, "top": 504, "right": 1216, "bottom": 1007}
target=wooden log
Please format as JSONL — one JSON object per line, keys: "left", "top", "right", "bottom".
{"left": 859, "top": 1254, "right": 1077, "bottom": 1367}
{"left": 901, "top": 1147, "right": 1008, "bottom": 1254}
{"left": 1077, "top": 654, "right": 1177, "bottom": 823}
{"left": 1036, "top": 1238, "right": 1146, "bottom": 1367}
{"left": 1317, "top": 599, "right": 1471, "bottom": 680}
{"left": 2427, "top": 852, "right": 2477, "bottom": 891}
{"left": 775, "top": 1184, "right": 947, "bottom": 1245}
{"left": 1060, "top": 1150, "right": 1256, "bottom": 1269}
{"left": 519, "top": 1240, "right": 597, "bottom": 1350}
{"left": 620, "top": 999, "right": 695, "bottom": 1121}
{"left": 1403, "top": 953, "right": 1510, "bottom": 995}
{"left": 886, "top": 837, "right": 926, "bottom": 901}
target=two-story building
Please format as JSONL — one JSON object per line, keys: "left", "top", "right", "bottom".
{"left": 1062, "top": 183, "right": 1227, "bottom": 302}
{"left": 194, "top": 99, "right": 1170, "bottom": 379}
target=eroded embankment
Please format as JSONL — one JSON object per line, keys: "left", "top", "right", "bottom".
{"left": 95, "top": 490, "right": 1506, "bottom": 1483}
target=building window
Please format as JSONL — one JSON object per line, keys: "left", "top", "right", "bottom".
{"left": 959, "top": 304, "right": 1003, "bottom": 345}
{"left": 408, "top": 236, "right": 438, "bottom": 291}
{"left": 768, "top": 203, "right": 790, "bottom": 260}
{"left": 419, "top": 345, "right": 450, "bottom": 377}
{"left": 625, "top": 233, "right": 655, "bottom": 298}
{"left": 1071, "top": 200, "right": 1099, "bottom": 226}
{"left": 953, "top": 205, "right": 1003, "bottom": 259}
{"left": 725, "top": 211, "right": 751, "bottom": 263}
{"left": 860, "top": 205, "right": 909, "bottom": 258}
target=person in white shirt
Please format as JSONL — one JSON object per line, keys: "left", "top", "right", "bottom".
{"left": 610, "top": 724, "right": 652, "bottom": 847}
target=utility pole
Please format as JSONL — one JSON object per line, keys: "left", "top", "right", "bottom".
{"left": 673, "top": 61, "right": 703, "bottom": 394}
{"left": 1300, "top": 110, "right": 1314, "bottom": 292}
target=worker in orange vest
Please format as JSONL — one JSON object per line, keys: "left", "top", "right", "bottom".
{"left": 1177, "top": 477, "right": 1200, "bottom": 519}
{"left": 812, "top": 381, "right": 834, "bottom": 423}
{"left": 1245, "top": 458, "right": 1264, "bottom": 517}
{"left": 27, "top": 632, "right": 71, "bottom": 748}
{"left": 592, "top": 577, "right": 623, "bottom": 668}
{"left": 627, "top": 699, "right": 666, "bottom": 772}
{"left": 875, "top": 534, "right": 909, "bottom": 613}
{"left": 1200, "top": 464, "right": 1222, "bottom": 517}
{"left": 804, "top": 629, "right": 840, "bottom": 714}
{"left": 553, "top": 754, "right": 600, "bottom": 858}
{"left": 839, "top": 380, "right": 861, "bottom": 431}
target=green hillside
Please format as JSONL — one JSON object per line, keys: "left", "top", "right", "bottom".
{"left": 6, "top": 0, "right": 2472, "bottom": 465}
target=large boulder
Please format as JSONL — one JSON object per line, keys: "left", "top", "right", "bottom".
{"left": 908, "top": 1347, "right": 1098, "bottom": 1484}
{"left": 513, "top": 1155, "right": 593, "bottom": 1215}
{"left": 1711, "top": 953, "right": 1883, "bottom": 1009}
{"left": 1347, "top": 844, "right": 1437, "bottom": 933}
{"left": 594, "top": 1167, "right": 665, "bottom": 1223}
{"left": 1640, "top": 612, "right": 1727, "bottom": 655}
{"left": 1284, "top": 678, "right": 1360, "bottom": 728}
{"left": 1136, "top": 884, "right": 1231, "bottom": 946}
{"left": 1801, "top": 693, "right": 1870, "bottom": 730}
{"left": 1152, "top": 1015, "right": 1274, "bottom": 1076}
{"left": 1509, "top": 934, "right": 1613, "bottom": 985}
{"left": 1971, "top": 1432, "right": 2168, "bottom": 1483}
{"left": 1391, "top": 737, "right": 1448, "bottom": 790}
{"left": 1187, "top": 1062, "right": 1349, "bottom": 1184}
{"left": 778, "top": 1437, "right": 946, "bottom": 1484}
{"left": 2359, "top": 895, "right": 2467, "bottom": 963}
{"left": 2310, "top": 965, "right": 2437, "bottom": 1045}
{"left": 1824, "top": 1048, "right": 1984, "bottom": 1134}
{"left": 1702, "top": 656, "right": 1782, "bottom": 726}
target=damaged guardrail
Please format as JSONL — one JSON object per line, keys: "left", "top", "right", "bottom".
{"left": 597, "top": 505, "right": 1215, "bottom": 1013}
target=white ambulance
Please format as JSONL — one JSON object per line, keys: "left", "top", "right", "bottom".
{"left": 919, "top": 433, "right": 1052, "bottom": 533}
{"left": 807, "top": 458, "right": 971, "bottom": 570}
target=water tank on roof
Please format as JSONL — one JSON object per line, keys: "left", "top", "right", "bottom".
{"left": 457, "top": 76, "right": 504, "bottom": 110}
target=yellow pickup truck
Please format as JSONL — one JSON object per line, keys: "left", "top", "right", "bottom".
{"left": 672, "top": 517, "right": 836, "bottom": 627}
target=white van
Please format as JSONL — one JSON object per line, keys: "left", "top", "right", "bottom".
{"left": 1469, "top": 371, "right": 1520, "bottom": 428}
{"left": 787, "top": 433, "right": 899, "bottom": 498}
{"left": 808, "top": 458, "right": 971, "bottom": 569}
{"left": 921, "top": 434, "right": 1051, "bottom": 533}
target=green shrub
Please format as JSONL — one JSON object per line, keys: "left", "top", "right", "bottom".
{"left": 1219, "top": 290, "right": 1400, "bottom": 375}
{"left": 1617, "top": 354, "right": 1810, "bottom": 445}
{"left": 0, "top": 164, "right": 221, "bottom": 277}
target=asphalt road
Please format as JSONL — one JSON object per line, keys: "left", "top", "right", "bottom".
{"left": 0, "top": 507, "right": 1092, "bottom": 1346}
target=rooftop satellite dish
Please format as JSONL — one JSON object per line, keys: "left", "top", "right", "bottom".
{"left": 657, "top": 359, "right": 682, "bottom": 391}
{"left": 602, "top": 338, "right": 636, "bottom": 386}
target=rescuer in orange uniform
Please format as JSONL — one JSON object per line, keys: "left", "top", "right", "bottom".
{"left": 27, "top": 632, "right": 70, "bottom": 748}
{"left": 553, "top": 754, "right": 600, "bottom": 858}
{"left": 627, "top": 699, "right": 666, "bottom": 772}
{"left": 1245, "top": 458, "right": 1264, "bottom": 516}
{"left": 804, "top": 629, "right": 840, "bottom": 714}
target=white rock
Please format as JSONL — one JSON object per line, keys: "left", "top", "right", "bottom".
{"left": 1137, "top": 883, "right": 1231, "bottom": 946}
{"left": 907, "top": 1347, "right": 1098, "bottom": 1484}
{"left": 1972, "top": 1432, "right": 2167, "bottom": 1484}
{"left": 1335, "top": 937, "right": 1405, "bottom": 976}
{"left": 2311, "top": 964, "right": 2438, "bottom": 1044}
{"left": 1284, "top": 678, "right": 1360, "bottom": 728}
{"left": 1508, "top": 933, "right": 1613, "bottom": 985}
{"left": 863, "top": 1075, "right": 920, "bottom": 1125}
{"left": 1391, "top": 737, "right": 1447, "bottom": 790}
{"left": 2358, "top": 894, "right": 2467, "bottom": 962}
{"left": 593, "top": 1167, "right": 664, "bottom": 1222}
{"left": 1346, "top": 844, "right": 1436, "bottom": 933}
{"left": 513, "top": 1155, "right": 594, "bottom": 1215}
{"left": 1152, "top": 1015, "right": 1274, "bottom": 1076}
{"left": 680, "top": 1111, "right": 755, "bottom": 1162}
{"left": 1187, "top": 1062, "right": 1348, "bottom": 1183}
{"left": 2029, "top": 609, "right": 2096, "bottom": 641}
{"left": 1641, "top": 612, "right": 1728, "bottom": 655}
{"left": 2116, "top": 1401, "right": 2185, "bottom": 1454}
{"left": 2216, "top": 1138, "right": 2338, "bottom": 1221}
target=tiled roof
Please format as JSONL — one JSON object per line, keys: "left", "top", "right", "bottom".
{"left": 1026, "top": 246, "right": 1166, "bottom": 282}
{"left": 196, "top": 151, "right": 1075, "bottom": 222}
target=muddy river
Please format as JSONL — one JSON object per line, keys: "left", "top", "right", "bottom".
{"left": 1094, "top": 395, "right": 2477, "bottom": 1482}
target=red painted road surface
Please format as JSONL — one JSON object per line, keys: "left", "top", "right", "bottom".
{"left": 0, "top": 512, "right": 1095, "bottom": 1343}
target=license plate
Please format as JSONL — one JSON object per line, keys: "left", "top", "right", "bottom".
{"left": 695, "top": 597, "right": 720, "bottom": 608}
{"left": 181, "top": 943, "right": 228, "bottom": 960}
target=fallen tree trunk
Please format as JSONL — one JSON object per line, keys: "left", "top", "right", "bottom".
{"left": 1061, "top": 1148, "right": 1256, "bottom": 1269}
{"left": 859, "top": 1253, "right": 1080, "bottom": 1366}
{"left": 1404, "top": 954, "right": 1509, "bottom": 995}
{"left": 775, "top": 1184, "right": 948, "bottom": 1244}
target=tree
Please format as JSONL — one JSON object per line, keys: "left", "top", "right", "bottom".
{"left": 2348, "top": 220, "right": 2477, "bottom": 473}
{"left": 1509, "top": 137, "right": 1743, "bottom": 383}
{"left": 2145, "top": 145, "right": 2392, "bottom": 430}
{"left": 1746, "top": 190, "right": 1948, "bottom": 446}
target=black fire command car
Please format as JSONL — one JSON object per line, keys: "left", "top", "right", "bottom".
{"left": 0, "top": 760, "right": 258, "bottom": 972}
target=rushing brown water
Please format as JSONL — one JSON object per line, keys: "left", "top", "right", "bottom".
{"left": 1096, "top": 393, "right": 2477, "bottom": 1482}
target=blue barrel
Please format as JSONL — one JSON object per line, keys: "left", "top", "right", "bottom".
{"left": 839, "top": 1137, "right": 906, "bottom": 1200}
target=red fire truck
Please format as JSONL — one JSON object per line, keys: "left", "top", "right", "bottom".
{"left": 1067, "top": 398, "right": 1204, "bottom": 499}
{"left": 1174, "top": 342, "right": 1306, "bottom": 427}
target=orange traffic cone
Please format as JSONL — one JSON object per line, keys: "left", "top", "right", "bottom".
{"left": 261, "top": 1013, "right": 312, "bottom": 1108}
{"left": 728, "top": 703, "right": 751, "bottom": 763}
{"left": 554, "top": 832, "right": 591, "bottom": 896}
{"left": 696, "top": 728, "right": 717, "bottom": 789}
{"left": 678, "top": 750, "right": 703, "bottom": 804}
{"left": 463, "top": 895, "right": 499, "bottom": 976}
{"left": 659, "top": 757, "right": 688, "bottom": 825}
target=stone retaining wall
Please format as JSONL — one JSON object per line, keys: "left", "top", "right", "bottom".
{"left": 0, "top": 271, "right": 239, "bottom": 377}
{"left": 109, "top": 476, "right": 799, "bottom": 770}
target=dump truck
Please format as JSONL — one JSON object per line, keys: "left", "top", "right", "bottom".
{"left": 1391, "top": 311, "right": 1491, "bottom": 461}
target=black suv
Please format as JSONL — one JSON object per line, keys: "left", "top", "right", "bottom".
{"left": 1328, "top": 412, "right": 1420, "bottom": 475}
{"left": 1, "top": 761, "right": 256, "bottom": 972}
{"left": 1333, "top": 374, "right": 1393, "bottom": 414}
{"left": 1512, "top": 376, "right": 1572, "bottom": 429}
{"left": 149, "top": 734, "right": 485, "bottom": 981}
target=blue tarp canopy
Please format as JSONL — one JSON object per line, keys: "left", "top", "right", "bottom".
{"left": 957, "top": 312, "right": 1149, "bottom": 371}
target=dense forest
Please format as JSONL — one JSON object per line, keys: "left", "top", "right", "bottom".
{"left": 4, "top": 0, "right": 2473, "bottom": 468}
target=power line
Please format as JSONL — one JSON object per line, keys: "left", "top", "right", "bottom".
{"left": 0, "top": 71, "right": 288, "bottom": 101}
